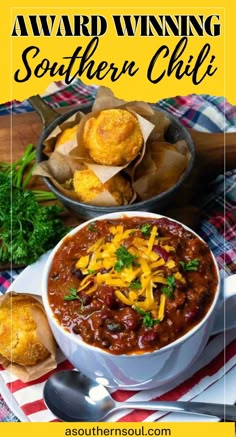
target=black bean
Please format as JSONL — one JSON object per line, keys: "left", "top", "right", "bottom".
{"left": 72, "top": 325, "right": 81, "bottom": 334}
{"left": 50, "top": 272, "right": 60, "bottom": 280}
{"left": 101, "top": 339, "right": 111, "bottom": 348}
{"left": 106, "top": 321, "right": 123, "bottom": 332}
{"left": 71, "top": 266, "right": 85, "bottom": 280}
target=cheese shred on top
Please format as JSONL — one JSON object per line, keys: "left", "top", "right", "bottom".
{"left": 75, "top": 223, "right": 178, "bottom": 321}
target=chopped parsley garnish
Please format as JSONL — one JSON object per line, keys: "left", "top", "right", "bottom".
{"left": 78, "top": 296, "right": 87, "bottom": 310}
{"left": 88, "top": 269, "right": 97, "bottom": 275}
{"left": 162, "top": 275, "right": 175, "bottom": 298}
{"left": 179, "top": 259, "right": 200, "bottom": 271}
{"left": 88, "top": 222, "right": 97, "bottom": 232}
{"left": 114, "top": 246, "right": 140, "bottom": 272}
{"left": 134, "top": 306, "right": 160, "bottom": 328}
{"left": 129, "top": 279, "right": 142, "bottom": 289}
{"left": 64, "top": 287, "right": 79, "bottom": 301}
{"left": 140, "top": 223, "right": 152, "bottom": 237}
{"left": 64, "top": 288, "right": 86, "bottom": 309}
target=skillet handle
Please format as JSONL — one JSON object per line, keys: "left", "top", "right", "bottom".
{"left": 189, "top": 128, "right": 236, "bottom": 174}
{"left": 28, "top": 95, "right": 61, "bottom": 128}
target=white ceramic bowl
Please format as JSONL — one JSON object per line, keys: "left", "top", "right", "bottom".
{"left": 42, "top": 211, "right": 221, "bottom": 390}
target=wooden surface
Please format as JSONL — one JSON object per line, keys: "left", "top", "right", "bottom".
{"left": 1, "top": 105, "right": 236, "bottom": 230}
{"left": 1, "top": 106, "right": 236, "bottom": 167}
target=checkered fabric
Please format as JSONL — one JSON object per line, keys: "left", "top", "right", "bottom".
{"left": 0, "top": 79, "right": 235, "bottom": 422}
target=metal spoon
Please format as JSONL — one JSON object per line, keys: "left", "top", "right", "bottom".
{"left": 43, "top": 370, "right": 236, "bottom": 422}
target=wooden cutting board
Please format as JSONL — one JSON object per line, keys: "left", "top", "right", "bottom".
{"left": 0, "top": 106, "right": 236, "bottom": 229}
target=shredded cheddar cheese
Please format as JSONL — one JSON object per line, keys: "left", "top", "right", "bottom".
{"left": 166, "top": 259, "right": 176, "bottom": 269}
{"left": 115, "top": 290, "right": 133, "bottom": 306}
{"left": 158, "top": 294, "right": 166, "bottom": 321}
{"left": 152, "top": 276, "right": 167, "bottom": 285}
{"left": 162, "top": 244, "right": 175, "bottom": 252}
{"left": 76, "top": 255, "right": 90, "bottom": 269}
{"left": 150, "top": 259, "right": 165, "bottom": 269}
{"left": 174, "top": 271, "right": 186, "bottom": 284}
{"left": 147, "top": 225, "right": 157, "bottom": 255}
{"left": 75, "top": 222, "right": 180, "bottom": 322}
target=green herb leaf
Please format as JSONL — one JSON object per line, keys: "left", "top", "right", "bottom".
{"left": 129, "top": 279, "right": 142, "bottom": 289}
{"left": 64, "top": 289, "right": 86, "bottom": 308}
{"left": 162, "top": 286, "right": 173, "bottom": 298}
{"left": 167, "top": 275, "right": 175, "bottom": 288}
{"left": 114, "top": 246, "right": 139, "bottom": 272}
{"left": 162, "top": 275, "right": 175, "bottom": 298}
{"left": 78, "top": 295, "right": 86, "bottom": 310}
{"left": 64, "top": 287, "right": 79, "bottom": 301}
{"left": 0, "top": 175, "right": 68, "bottom": 266}
{"left": 88, "top": 222, "right": 97, "bottom": 232}
{"left": 134, "top": 306, "right": 160, "bottom": 328}
{"left": 88, "top": 269, "right": 97, "bottom": 275}
{"left": 0, "top": 146, "right": 68, "bottom": 266}
{"left": 129, "top": 230, "right": 136, "bottom": 236}
{"left": 140, "top": 223, "right": 152, "bottom": 237}
{"left": 179, "top": 259, "right": 200, "bottom": 271}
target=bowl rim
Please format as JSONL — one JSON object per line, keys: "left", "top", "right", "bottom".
{"left": 41, "top": 211, "right": 220, "bottom": 358}
{"left": 36, "top": 106, "right": 195, "bottom": 212}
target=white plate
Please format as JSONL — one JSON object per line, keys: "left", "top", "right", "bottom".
{"left": 1, "top": 253, "right": 236, "bottom": 422}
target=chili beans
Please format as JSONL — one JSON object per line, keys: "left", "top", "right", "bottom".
{"left": 48, "top": 217, "right": 218, "bottom": 354}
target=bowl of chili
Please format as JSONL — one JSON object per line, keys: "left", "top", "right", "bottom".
{"left": 42, "top": 211, "right": 220, "bottom": 389}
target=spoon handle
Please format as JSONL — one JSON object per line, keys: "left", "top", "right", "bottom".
{"left": 115, "top": 401, "right": 236, "bottom": 421}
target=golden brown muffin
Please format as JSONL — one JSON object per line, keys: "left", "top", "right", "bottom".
{"left": 73, "top": 168, "right": 133, "bottom": 205}
{"left": 0, "top": 295, "right": 50, "bottom": 366}
{"left": 83, "top": 109, "right": 143, "bottom": 166}
{"left": 55, "top": 124, "right": 78, "bottom": 149}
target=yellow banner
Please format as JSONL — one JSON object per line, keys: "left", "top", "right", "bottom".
{"left": 0, "top": 422, "right": 235, "bottom": 437}
{"left": 1, "top": 0, "right": 236, "bottom": 104}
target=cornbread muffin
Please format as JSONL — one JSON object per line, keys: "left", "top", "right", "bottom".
{"left": 55, "top": 124, "right": 78, "bottom": 149}
{"left": 73, "top": 168, "right": 133, "bottom": 205}
{"left": 0, "top": 295, "right": 50, "bottom": 366}
{"left": 83, "top": 109, "right": 143, "bottom": 166}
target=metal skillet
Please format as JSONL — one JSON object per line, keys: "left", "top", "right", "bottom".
{"left": 29, "top": 94, "right": 195, "bottom": 219}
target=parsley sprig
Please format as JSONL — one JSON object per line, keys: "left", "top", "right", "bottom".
{"left": 140, "top": 223, "right": 152, "bottom": 237}
{"left": 179, "top": 259, "right": 200, "bottom": 271}
{"left": 88, "top": 269, "right": 97, "bottom": 275}
{"left": 134, "top": 307, "right": 160, "bottom": 328}
{"left": 0, "top": 145, "right": 68, "bottom": 265}
{"left": 114, "top": 246, "right": 140, "bottom": 272}
{"left": 64, "top": 287, "right": 86, "bottom": 309}
{"left": 64, "top": 287, "right": 79, "bottom": 301}
{"left": 129, "top": 279, "right": 142, "bottom": 289}
{"left": 162, "top": 275, "right": 175, "bottom": 298}
{"left": 88, "top": 222, "right": 97, "bottom": 232}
